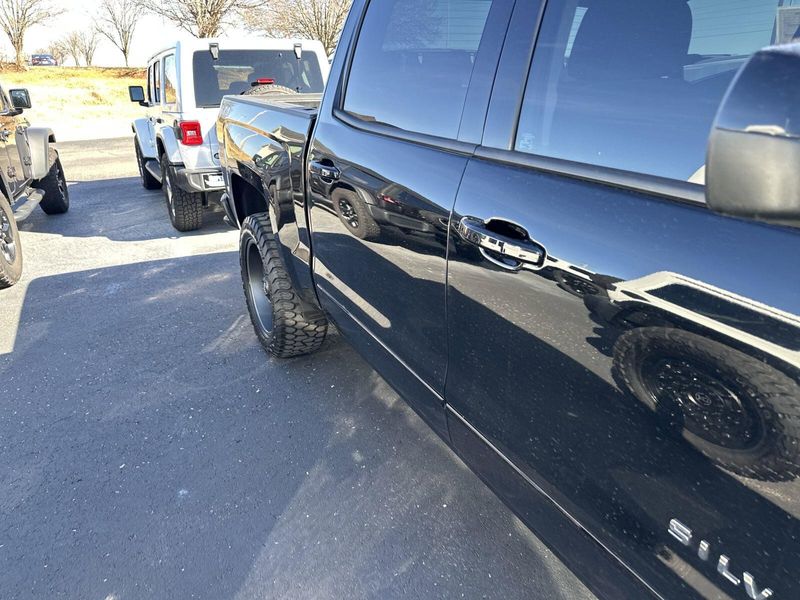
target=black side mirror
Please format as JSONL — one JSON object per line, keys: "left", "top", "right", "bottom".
{"left": 9, "top": 88, "right": 31, "bottom": 110}
{"left": 128, "top": 85, "right": 147, "bottom": 105}
{"left": 706, "top": 44, "right": 800, "bottom": 226}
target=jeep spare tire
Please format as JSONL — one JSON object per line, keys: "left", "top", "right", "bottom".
{"left": 242, "top": 84, "right": 297, "bottom": 96}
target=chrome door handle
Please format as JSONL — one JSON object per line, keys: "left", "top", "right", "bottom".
{"left": 457, "top": 216, "right": 546, "bottom": 271}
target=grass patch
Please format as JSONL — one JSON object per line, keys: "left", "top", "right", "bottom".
{"left": 0, "top": 66, "right": 149, "bottom": 141}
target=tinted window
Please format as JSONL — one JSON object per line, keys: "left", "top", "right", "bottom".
{"left": 192, "top": 50, "right": 324, "bottom": 108}
{"left": 153, "top": 60, "right": 161, "bottom": 103}
{"left": 344, "top": 0, "right": 494, "bottom": 139}
{"left": 164, "top": 54, "right": 177, "bottom": 104}
{"left": 515, "top": 0, "right": 786, "bottom": 182}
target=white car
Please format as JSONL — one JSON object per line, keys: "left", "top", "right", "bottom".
{"left": 128, "top": 38, "right": 329, "bottom": 231}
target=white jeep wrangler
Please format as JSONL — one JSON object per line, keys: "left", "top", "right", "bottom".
{"left": 128, "top": 38, "right": 329, "bottom": 231}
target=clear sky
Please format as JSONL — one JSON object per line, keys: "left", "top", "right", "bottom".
{"left": 3, "top": 0, "right": 250, "bottom": 67}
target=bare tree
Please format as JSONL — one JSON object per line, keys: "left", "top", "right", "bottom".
{"left": 62, "top": 31, "right": 82, "bottom": 66}
{"left": 78, "top": 30, "right": 99, "bottom": 66}
{"left": 45, "top": 40, "right": 67, "bottom": 65}
{"left": 95, "top": 0, "right": 139, "bottom": 66}
{"left": 247, "top": 0, "right": 351, "bottom": 55}
{"left": 0, "top": 0, "right": 64, "bottom": 67}
{"left": 144, "top": 0, "right": 260, "bottom": 38}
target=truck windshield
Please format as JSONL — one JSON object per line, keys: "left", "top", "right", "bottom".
{"left": 192, "top": 50, "right": 324, "bottom": 107}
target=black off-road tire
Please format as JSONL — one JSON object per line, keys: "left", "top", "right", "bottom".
{"left": 0, "top": 194, "right": 22, "bottom": 288}
{"left": 135, "top": 138, "right": 161, "bottom": 190}
{"left": 161, "top": 154, "right": 203, "bottom": 232}
{"left": 242, "top": 84, "right": 297, "bottom": 96}
{"left": 332, "top": 188, "right": 380, "bottom": 241}
{"left": 37, "top": 157, "right": 69, "bottom": 215}
{"left": 240, "top": 212, "right": 327, "bottom": 358}
{"left": 613, "top": 327, "right": 800, "bottom": 481}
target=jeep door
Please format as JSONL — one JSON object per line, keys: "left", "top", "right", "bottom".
{"left": 307, "top": 0, "right": 513, "bottom": 436}
{"left": 446, "top": 1, "right": 800, "bottom": 598}
{"left": 0, "top": 87, "right": 26, "bottom": 195}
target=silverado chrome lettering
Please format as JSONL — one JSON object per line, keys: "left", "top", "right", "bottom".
{"left": 668, "top": 519, "right": 773, "bottom": 599}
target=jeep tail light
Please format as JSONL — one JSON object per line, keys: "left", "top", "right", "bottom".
{"left": 178, "top": 121, "right": 203, "bottom": 146}
{"left": 255, "top": 78, "right": 275, "bottom": 85}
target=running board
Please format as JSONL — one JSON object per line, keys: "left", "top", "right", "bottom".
{"left": 144, "top": 159, "right": 162, "bottom": 183}
{"left": 12, "top": 188, "right": 45, "bottom": 223}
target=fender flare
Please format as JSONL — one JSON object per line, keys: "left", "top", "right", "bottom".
{"left": 132, "top": 118, "right": 157, "bottom": 159}
{"left": 156, "top": 127, "right": 182, "bottom": 165}
{"left": 26, "top": 127, "right": 56, "bottom": 180}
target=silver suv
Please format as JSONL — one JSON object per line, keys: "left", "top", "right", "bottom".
{"left": 128, "top": 38, "right": 329, "bottom": 231}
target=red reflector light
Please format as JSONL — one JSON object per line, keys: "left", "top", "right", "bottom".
{"left": 256, "top": 78, "right": 275, "bottom": 84}
{"left": 178, "top": 121, "right": 203, "bottom": 146}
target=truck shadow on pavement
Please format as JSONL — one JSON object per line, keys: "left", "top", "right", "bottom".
{"left": 0, "top": 252, "right": 582, "bottom": 600}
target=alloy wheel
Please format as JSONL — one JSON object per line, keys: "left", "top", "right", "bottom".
{"left": 0, "top": 208, "right": 16, "bottom": 264}
{"left": 244, "top": 238, "right": 272, "bottom": 335}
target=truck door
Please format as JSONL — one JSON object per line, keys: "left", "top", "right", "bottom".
{"left": 446, "top": 1, "right": 800, "bottom": 598}
{"left": 307, "top": 0, "right": 513, "bottom": 435}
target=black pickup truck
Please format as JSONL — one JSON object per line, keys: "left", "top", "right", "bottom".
{"left": 0, "top": 85, "right": 69, "bottom": 288}
{"left": 217, "top": 1, "right": 800, "bottom": 598}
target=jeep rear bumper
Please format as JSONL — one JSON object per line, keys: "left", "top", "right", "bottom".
{"left": 173, "top": 167, "right": 226, "bottom": 193}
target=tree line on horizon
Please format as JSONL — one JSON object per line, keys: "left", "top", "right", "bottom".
{"left": 0, "top": 0, "right": 351, "bottom": 68}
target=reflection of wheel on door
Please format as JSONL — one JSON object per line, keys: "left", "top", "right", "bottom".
{"left": 332, "top": 188, "right": 380, "bottom": 241}
{"left": 612, "top": 326, "right": 800, "bottom": 481}
{"left": 554, "top": 270, "right": 601, "bottom": 297}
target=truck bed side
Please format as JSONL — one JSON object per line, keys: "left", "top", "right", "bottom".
{"left": 217, "top": 92, "right": 322, "bottom": 309}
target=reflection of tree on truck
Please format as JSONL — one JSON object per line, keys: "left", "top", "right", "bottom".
{"left": 585, "top": 271, "right": 800, "bottom": 481}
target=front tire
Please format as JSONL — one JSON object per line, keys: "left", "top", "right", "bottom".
{"left": 240, "top": 212, "right": 327, "bottom": 358}
{"left": 0, "top": 194, "right": 22, "bottom": 288}
{"left": 38, "top": 157, "right": 69, "bottom": 215}
{"left": 613, "top": 327, "right": 800, "bottom": 481}
{"left": 161, "top": 154, "right": 203, "bottom": 232}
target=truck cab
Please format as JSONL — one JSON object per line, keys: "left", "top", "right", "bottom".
{"left": 129, "top": 38, "right": 329, "bottom": 231}
{"left": 218, "top": 1, "right": 800, "bottom": 598}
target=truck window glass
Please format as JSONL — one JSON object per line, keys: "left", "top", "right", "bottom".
{"left": 343, "top": 0, "right": 494, "bottom": 139}
{"left": 164, "top": 54, "right": 177, "bottom": 104}
{"left": 192, "top": 50, "right": 324, "bottom": 108}
{"left": 514, "top": 0, "right": 788, "bottom": 183}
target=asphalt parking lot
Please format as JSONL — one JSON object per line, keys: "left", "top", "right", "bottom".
{"left": 0, "top": 138, "right": 596, "bottom": 600}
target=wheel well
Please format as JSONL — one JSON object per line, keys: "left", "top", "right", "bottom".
{"left": 231, "top": 173, "right": 267, "bottom": 225}
{"left": 156, "top": 138, "right": 165, "bottom": 158}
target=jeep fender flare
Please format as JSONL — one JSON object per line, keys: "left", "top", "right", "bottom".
{"left": 156, "top": 127, "right": 182, "bottom": 165}
{"left": 26, "top": 127, "right": 56, "bottom": 180}
{"left": 132, "top": 118, "right": 157, "bottom": 159}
